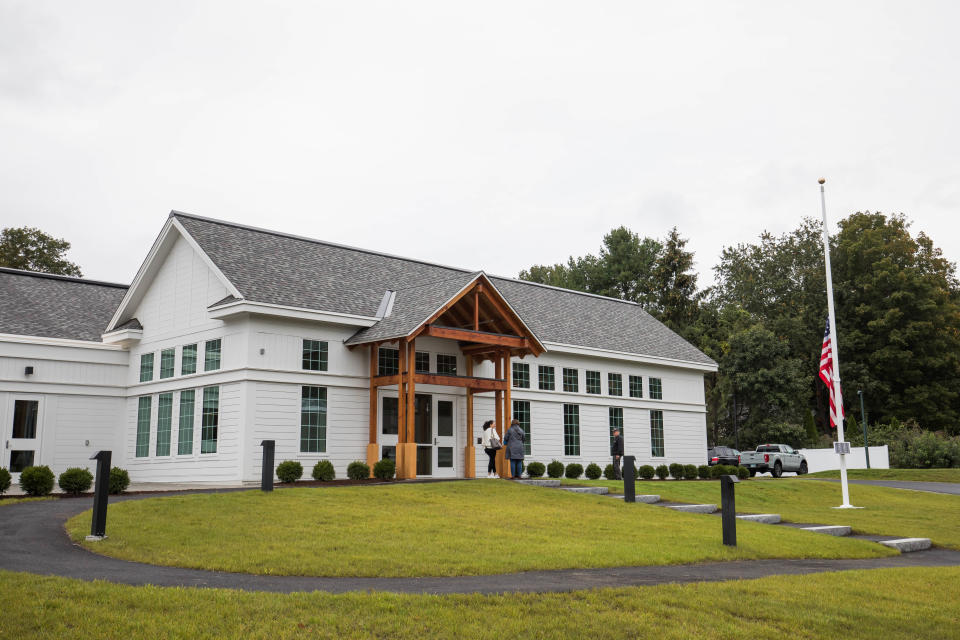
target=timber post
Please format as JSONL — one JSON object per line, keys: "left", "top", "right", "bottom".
{"left": 464, "top": 356, "right": 476, "bottom": 478}
{"left": 366, "top": 344, "right": 379, "bottom": 476}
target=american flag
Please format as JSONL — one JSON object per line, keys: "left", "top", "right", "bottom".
{"left": 819, "top": 318, "right": 844, "bottom": 427}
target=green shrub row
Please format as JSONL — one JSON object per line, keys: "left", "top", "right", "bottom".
{"left": 274, "top": 459, "right": 397, "bottom": 482}
{"left": 527, "top": 460, "right": 751, "bottom": 481}
{"left": 3, "top": 465, "right": 130, "bottom": 496}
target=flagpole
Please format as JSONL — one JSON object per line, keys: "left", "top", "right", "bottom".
{"left": 818, "top": 178, "right": 853, "bottom": 508}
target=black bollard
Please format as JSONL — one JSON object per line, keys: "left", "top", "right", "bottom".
{"left": 622, "top": 455, "right": 636, "bottom": 503}
{"left": 88, "top": 450, "right": 111, "bottom": 540}
{"left": 260, "top": 440, "right": 275, "bottom": 492}
{"left": 721, "top": 474, "right": 739, "bottom": 546}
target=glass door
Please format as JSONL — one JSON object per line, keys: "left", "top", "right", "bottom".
{"left": 7, "top": 398, "right": 42, "bottom": 477}
{"left": 379, "top": 395, "right": 399, "bottom": 464}
{"left": 433, "top": 397, "right": 457, "bottom": 478}
{"left": 414, "top": 394, "right": 432, "bottom": 476}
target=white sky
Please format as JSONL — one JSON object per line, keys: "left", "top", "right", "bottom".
{"left": 2, "top": 1, "right": 958, "bottom": 287}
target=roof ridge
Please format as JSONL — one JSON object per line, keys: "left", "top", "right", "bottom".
{"left": 0, "top": 267, "right": 129, "bottom": 289}
{"left": 488, "top": 274, "right": 644, "bottom": 308}
{"left": 390, "top": 270, "right": 482, "bottom": 292}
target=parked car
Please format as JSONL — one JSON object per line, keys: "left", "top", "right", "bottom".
{"left": 707, "top": 446, "right": 740, "bottom": 466}
{"left": 739, "top": 444, "right": 808, "bottom": 477}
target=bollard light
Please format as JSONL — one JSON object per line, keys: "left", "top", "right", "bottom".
{"left": 720, "top": 474, "right": 739, "bottom": 546}
{"left": 87, "top": 450, "right": 112, "bottom": 541}
{"left": 622, "top": 455, "right": 636, "bottom": 503}
{"left": 260, "top": 440, "right": 275, "bottom": 492}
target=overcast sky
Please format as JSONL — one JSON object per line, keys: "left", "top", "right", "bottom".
{"left": 2, "top": 1, "right": 958, "bottom": 288}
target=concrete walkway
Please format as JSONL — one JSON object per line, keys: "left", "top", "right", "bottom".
{"left": 814, "top": 478, "right": 960, "bottom": 496}
{"left": 2, "top": 491, "right": 959, "bottom": 595}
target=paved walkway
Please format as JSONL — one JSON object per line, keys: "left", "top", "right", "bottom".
{"left": 2, "top": 491, "right": 959, "bottom": 594}
{"left": 815, "top": 478, "right": 960, "bottom": 495}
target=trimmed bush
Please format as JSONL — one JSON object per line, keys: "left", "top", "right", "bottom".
{"left": 603, "top": 464, "right": 616, "bottom": 480}
{"left": 736, "top": 465, "right": 749, "bottom": 480}
{"left": 312, "top": 460, "right": 336, "bottom": 481}
{"left": 710, "top": 464, "right": 726, "bottom": 479}
{"left": 58, "top": 467, "right": 93, "bottom": 495}
{"left": 526, "top": 462, "right": 545, "bottom": 478}
{"left": 347, "top": 461, "right": 370, "bottom": 480}
{"left": 373, "top": 458, "right": 395, "bottom": 480}
{"left": 637, "top": 465, "right": 654, "bottom": 480}
{"left": 564, "top": 463, "right": 583, "bottom": 479}
{"left": 276, "top": 460, "right": 303, "bottom": 483}
{"left": 698, "top": 465, "right": 711, "bottom": 479}
{"left": 655, "top": 464, "right": 669, "bottom": 480}
{"left": 109, "top": 467, "right": 130, "bottom": 494}
{"left": 668, "top": 463, "right": 683, "bottom": 480}
{"left": 19, "top": 465, "right": 55, "bottom": 496}
{"left": 683, "top": 464, "right": 699, "bottom": 480}
{"left": 0, "top": 468, "right": 11, "bottom": 495}
{"left": 585, "top": 463, "right": 602, "bottom": 480}
{"left": 547, "top": 460, "right": 565, "bottom": 478}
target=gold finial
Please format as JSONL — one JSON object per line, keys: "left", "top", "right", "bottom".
{"left": 818, "top": 178, "right": 826, "bottom": 184}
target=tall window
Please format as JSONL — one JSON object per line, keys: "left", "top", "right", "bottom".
{"left": 585, "top": 370, "right": 601, "bottom": 394}
{"left": 609, "top": 407, "right": 624, "bottom": 450}
{"left": 378, "top": 347, "right": 399, "bottom": 375}
{"left": 302, "top": 339, "right": 328, "bottom": 371}
{"left": 563, "top": 404, "right": 580, "bottom": 455}
{"left": 608, "top": 373, "right": 622, "bottom": 396}
{"left": 300, "top": 386, "right": 327, "bottom": 453}
{"left": 200, "top": 386, "right": 219, "bottom": 453}
{"left": 415, "top": 351, "right": 430, "bottom": 373}
{"left": 204, "top": 339, "right": 221, "bottom": 372}
{"left": 649, "top": 377, "right": 663, "bottom": 400}
{"left": 159, "top": 349, "right": 175, "bottom": 379}
{"left": 156, "top": 393, "right": 172, "bottom": 456}
{"left": 178, "top": 390, "right": 195, "bottom": 455}
{"left": 135, "top": 396, "right": 151, "bottom": 457}
{"left": 562, "top": 368, "right": 578, "bottom": 393}
{"left": 512, "top": 362, "right": 530, "bottom": 388}
{"left": 538, "top": 365, "right": 555, "bottom": 390}
{"left": 181, "top": 344, "right": 197, "bottom": 375}
{"left": 650, "top": 410, "right": 664, "bottom": 457}
{"left": 629, "top": 375, "right": 643, "bottom": 398}
{"left": 139, "top": 353, "right": 154, "bottom": 382}
{"left": 437, "top": 354, "right": 457, "bottom": 375}
{"left": 12, "top": 400, "right": 38, "bottom": 438}
{"left": 381, "top": 397, "right": 398, "bottom": 435}
{"left": 513, "top": 400, "right": 532, "bottom": 455}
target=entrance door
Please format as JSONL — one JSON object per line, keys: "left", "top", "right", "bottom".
{"left": 414, "top": 394, "right": 432, "bottom": 476}
{"left": 433, "top": 398, "right": 457, "bottom": 478}
{"left": 7, "top": 397, "right": 42, "bottom": 477}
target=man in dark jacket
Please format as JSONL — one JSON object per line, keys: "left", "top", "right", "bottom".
{"left": 611, "top": 428, "right": 624, "bottom": 480}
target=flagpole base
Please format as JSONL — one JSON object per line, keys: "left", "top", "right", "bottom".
{"left": 832, "top": 505, "right": 864, "bottom": 509}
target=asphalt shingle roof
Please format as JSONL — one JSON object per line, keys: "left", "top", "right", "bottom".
{"left": 0, "top": 268, "right": 128, "bottom": 342}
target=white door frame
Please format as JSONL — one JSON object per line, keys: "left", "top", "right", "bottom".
{"left": 5, "top": 394, "right": 44, "bottom": 479}
{"left": 377, "top": 389, "right": 459, "bottom": 477}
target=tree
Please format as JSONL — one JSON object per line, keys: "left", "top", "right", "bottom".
{"left": 0, "top": 227, "right": 82, "bottom": 276}
{"left": 651, "top": 227, "right": 701, "bottom": 335}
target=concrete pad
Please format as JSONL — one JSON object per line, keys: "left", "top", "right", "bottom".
{"left": 879, "top": 538, "right": 932, "bottom": 553}
{"left": 801, "top": 525, "right": 852, "bottom": 536}
{"left": 666, "top": 504, "right": 717, "bottom": 514}
{"left": 605, "top": 494, "right": 661, "bottom": 504}
{"left": 516, "top": 479, "right": 561, "bottom": 487}
{"left": 560, "top": 486, "right": 609, "bottom": 495}
{"left": 736, "top": 513, "right": 781, "bottom": 524}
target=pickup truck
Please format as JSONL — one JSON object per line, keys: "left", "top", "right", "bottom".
{"left": 739, "top": 444, "right": 808, "bottom": 477}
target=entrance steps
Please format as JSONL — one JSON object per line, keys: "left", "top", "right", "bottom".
{"left": 736, "top": 513, "right": 781, "bottom": 524}
{"left": 879, "top": 538, "right": 933, "bottom": 552}
{"left": 516, "top": 479, "right": 561, "bottom": 488}
{"left": 666, "top": 503, "right": 717, "bottom": 514}
{"left": 560, "top": 486, "right": 609, "bottom": 495}
{"left": 800, "top": 525, "right": 852, "bottom": 536}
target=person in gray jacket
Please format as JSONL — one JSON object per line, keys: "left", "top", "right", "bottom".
{"left": 503, "top": 418, "right": 525, "bottom": 479}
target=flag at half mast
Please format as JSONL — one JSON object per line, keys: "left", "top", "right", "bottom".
{"left": 819, "top": 318, "right": 844, "bottom": 427}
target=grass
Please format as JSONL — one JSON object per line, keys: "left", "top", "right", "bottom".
{"left": 0, "top": 496, "right": 53, "bottom": 506}
{"left": 562, "top": 477, "right": 960, "bottom": 548}
{"left": 805, "top": 468, "right": 960, "bottom": 482}
{"left": 66, "top": 481, "right": 891, "bottom": 577}
{"left": 1, "top": 567, "right": 958, "bottom": 639}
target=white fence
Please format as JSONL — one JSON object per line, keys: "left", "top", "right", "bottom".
{"left": 796, "top": 446, "right": 889, "bottom": 473}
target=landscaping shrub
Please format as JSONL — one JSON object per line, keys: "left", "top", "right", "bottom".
{"left": 347, "top": 461, "right": 370, "bottom": 480}
{"left": 683, "top": 464, "right": 698, "bottom": 480}
{"left": 109, "top": 467, "right": 130, "bottom": 494}
{"left": 584, "top": 463, "right": 602, "bottom": 480}
{"left": 697, "top": 465, "right": 711, "bottom": 479}
{"left": 312, "top": 460, "right": 336, "bottom": 481}
{"left": 58, "top": 467, "right": 93, "bottom": 495}
{"left": 564, "top": 463, "right": 583, "bottom": 479}
{"left": 668, "top": 463, "right": 684, "bottom": 479}
{"left": 19, "top": 465, "right": 55, "bottom": 496}
{"left": 603, "top": 464, "right": 616, "bottom": 480}
{"left": 526, "top": 462, "right": 545, "bottom": 478}
{"left": 710, "top": 464, "right": 726, "bottom": 479}
{"left": 638, "top": 464, "right": 655, "bottom": 480}
{"left": 547, "top": 460, "right": 565, "bottom": 478}
{"left": 0, "top": 468, "right": 10, "bottom": 495}
{"left": 276, "top": 460, "right": 303, "bottom": 483}
{"left": 655, "top": 464, "right": 669, "bottom": 480}
{"left": 736, "top": 465, "right": 750, "bottom": 480}
{"left": 373, "top": 458, "right": 395, "bottom": 480}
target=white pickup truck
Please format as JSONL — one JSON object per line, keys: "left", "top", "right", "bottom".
{"left": 739, "top": 444, "right": 808, "bottom": 477}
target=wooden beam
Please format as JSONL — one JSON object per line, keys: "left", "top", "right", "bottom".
{"left": 413, "top": 373, "right": 507, "bottom": 392}
{"left": 409, "top": 280, "right": 481, "bottom": 339}
{"left": 479, "top": 287, "right": 527, "bottom": 338}
{"left": 473, "top": 290, "right": 479, "bottom": 331}
{"left": 406, "top": 339, "right": 416, "bottom": 444}
{"left": 368, "top": 346, "right": 377, "bottom": 444}
{"left": 372, "top": 374, "right": 401, "bottom": 387}
{"left": 422, "top": 324, "right": 527, "bottom": 347}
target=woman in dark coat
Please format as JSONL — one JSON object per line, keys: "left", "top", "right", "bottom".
{"left": 503, "top": 418, "right": 525, "bottom": 479}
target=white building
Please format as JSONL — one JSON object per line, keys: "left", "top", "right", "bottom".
{"left": 0, "top": 212, "right": 717, "bottom": 483}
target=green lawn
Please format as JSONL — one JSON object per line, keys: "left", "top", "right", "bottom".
{"left": 2, "top": 567, "right": 958, "bottom": 639}
{"left": 805, "top": 468, "right": 960, "bottom": 483}
{"left": 562, "top": 477, "right": 960, "bottom": 548}
{"left": 66, "top": 481, "right": 890, "bottom": 577}
{"left": 0, "top": 496, "right": 53, "bottom": 506}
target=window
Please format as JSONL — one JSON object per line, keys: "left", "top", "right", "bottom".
{"left": 302, "top": 339, "right": 328, "bottom": 371}
{"left": 586, "top": 370, "right": 601, "bottom": 394}
{"left": 563, "top": 404, "right": 580, "bottom": 455}
{"left": 512, "top": 362, "right": 530, "bottom": 388}
{"left": 178, "top": 390, "right": 195, "bottom": 455}
{"left": 139, "top": 353, "right": 154, "bottom": 382}
{"left": 181, "top": 344, "right": 197, "bottom": 375}
{"left": 629, "top": 375, "right": 643, "bottom": 398}
{"left": 136, "top": 396, "right": 151, "bottom": 457}
{"left": 378, "top": 347, "right": 399, "bottom": 375}
{"left": 415, "top": 351, "right": 430, "bottom": 373}
{"left": 382, "top": 397, "right": 398, "bottom": 435}
{"left": 437, "top": 447, "right": 454, "bottom": 468}
{"left": 513, "top": 400, "right": 532, "bottom": 455}
{"left": 650, "top": 410, "right": 664, "bottom": 457}
{"left": 437, "top": 354, "right": 457, "bottom": 375}
{"left": 156, "top": 393, "right": 172, "bottom": 456}
{"left": 609, "top": 407, "right": 624, "bottom": 450}
{"left": 562, "top": 368, "right": 578, "bottom": 393}
{"left": 300, "top": 386, "right": 327, "bottom": 453}
{"left": 649, "top": 377, "right": 663, "bottom": 400}
{"left": 200, "top": 386, "right": 219, "bottom": 453}
{"left": 204, "top": 339, "right": 221, "bottom": 372}
{"left": 438, "top": 400, "right": 453, "bottom": 437}
{"left": 538, "top": 365, "right": 555, "bottom": 390}
{"left": 608, "top": 373, "right": 622, "bottom": 397}
{"left": 12, "top": 400, "right": 38, "bottom": 439}
{"left": 9, "top": 450, "right": 34, "bottom": 472}
{"left": 159, "top": 348, "right": 175, "bottom": 379}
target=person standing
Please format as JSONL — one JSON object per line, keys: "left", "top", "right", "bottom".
{"left": 503, "top": 418, "right": 525, "bottom": 479}
{"left": 611, "top": 428, "right": 624, "bottom": 480}
{"left": 481, "top": 420, "right": 501, "bottom": 478}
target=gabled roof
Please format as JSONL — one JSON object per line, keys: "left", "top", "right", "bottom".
{"left": 0, "top": 268, "right": 128, "bottom": 342}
